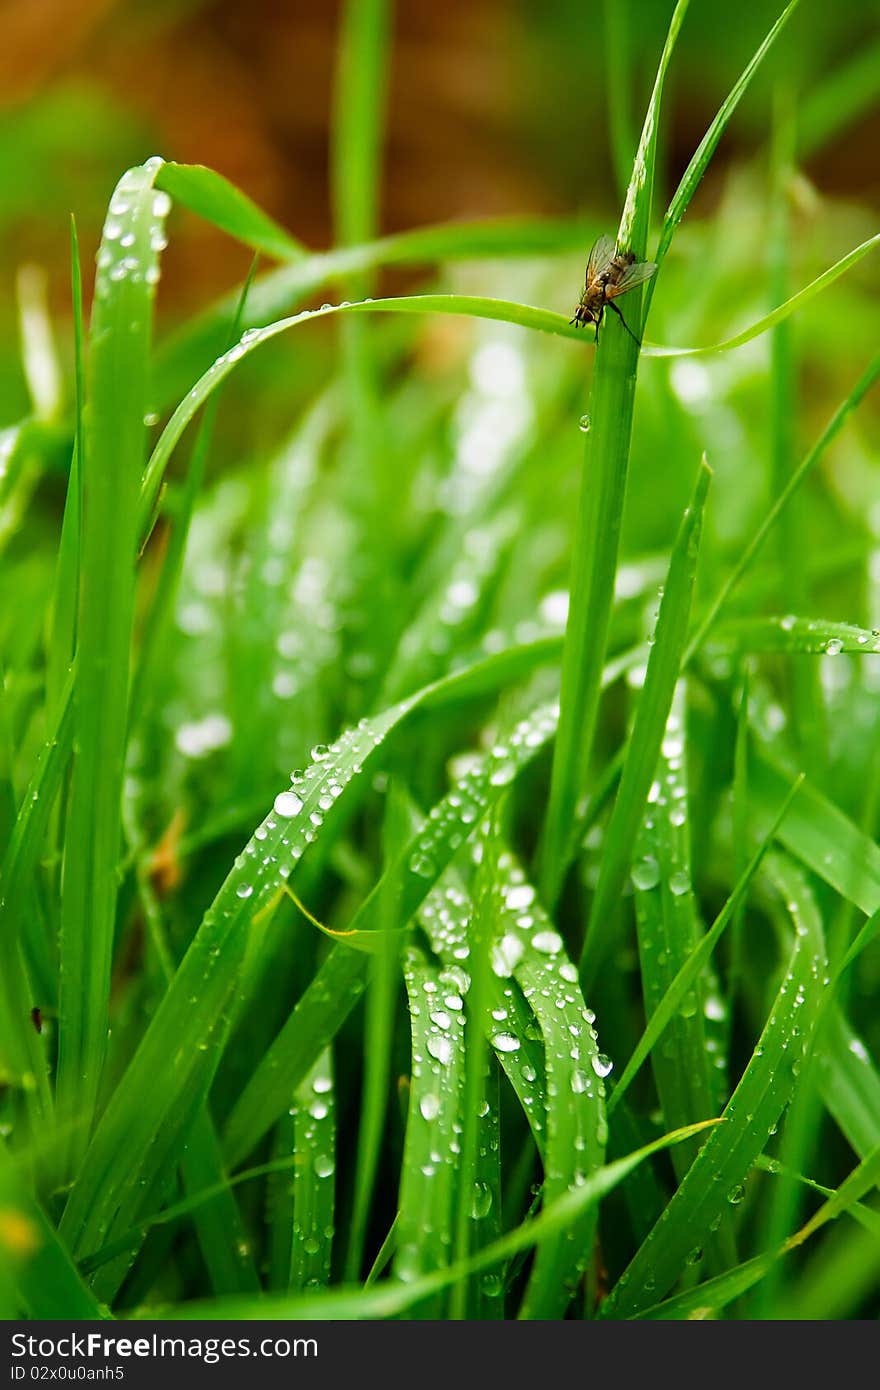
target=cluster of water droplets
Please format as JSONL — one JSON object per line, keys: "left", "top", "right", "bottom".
{"left": 94, "top": 158, "right": 170, "bottom": 305}
{"left": 286, "top": 1057, "right": 335, "bottom": 1284}
{"left": 405, "top": 702, "right": 558, "bottom": 891}
{"left": 227, "top": 708, "right": 402, "bottom": 905}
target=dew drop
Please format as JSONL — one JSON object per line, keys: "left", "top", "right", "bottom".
{"left": 274, "top": 790, "right": 304, "bottom": 818}
{"left": 591, "top": 1053, "right": 613, "bottom": 1079}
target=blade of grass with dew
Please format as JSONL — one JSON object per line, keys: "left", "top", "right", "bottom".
{"left": 686, "top": 351, "right": 880, "bottom": 656}
{"left": 631, "top": 686, "right": 726, "bottom": 1180}
{"left": 539, "top": 0, "right": 691, "bottom": 909}
{"left": 219, "top": 645, "right": 634, "bottom": 1164}
{"left": 288, "top": 1050, "right": 336, "bottom": 1292}
{"left": 490, "top": 850, "right": 608, "bottom": 1320}
{"left": 646, "top": 0, "right": 802, "bottom": 300}
{"left": 751, "top": 856, "right": 826, "bottom": 1315}
{"left": 55, "top": 157, "right": 169, "bottom": 1171}
{"left": 141, "top": 280, "right": 879, "bottom": 536}
{"left": 139, "top": 1121, "right": 716, "bottom": 1321}
{"left": 448, "top": 821, "right": 501, "bottom": 1321}
{"left": 345, "top": 780, "right": 405, "bottom": 1282}
{"left": 581, "top": 457, "right": 710, "bottom": 984}
{"left": 608, "top": 774, "right": 803, "bottom": 1115}
{"left": 394, "top": 943, "right": 466, "bottom": 1315}
{"left": 714, "top": 615, "right": 880, "bottom": 657}
{"left": 155, "top": 162, "right": 306, "bottom": 261}
{"left": 601, "top": 848, "right": 827, "bottom": 1317}
{"left": 418, "top": 876, "right": 547, "bottom": 1160}
{"left": 223, "top": 698, "right": 563, "bottom": 1167}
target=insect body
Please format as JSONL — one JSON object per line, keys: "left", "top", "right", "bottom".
{"left": 571, "top": 234, "right": 657, "bottom": 345}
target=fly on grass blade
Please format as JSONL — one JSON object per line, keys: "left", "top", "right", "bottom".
{"left": 571, "top": 235, "right": 657, "bottom": 345}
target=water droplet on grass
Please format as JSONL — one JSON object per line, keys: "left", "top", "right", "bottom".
{"left": 271, "top": 793, "right": 304, "bottom": 826}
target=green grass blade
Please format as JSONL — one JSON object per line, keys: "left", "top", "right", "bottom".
{"left": 491, "top": 853, "right": 608, "bottom": 1320}
{"left": 632, "top": 686, "right": 724, "bottom": 1176}
{"left": 581, "top": 458, "right": 710, "bottom": 983}
{"left": 394, "top": 944, "right": 466, "bottom": 1313}
{"left": 289, "top": 1050, "right": 336, "bottom": 1292}
{"left": 602, "top": 852, "right": 827, "bottom": 1316}
{"left": 644, "top": 233, "right": 880, "bottom": 358}
{"left": 56, "top": 157, "right": 169, "bottom": 1169}
{"left": 646, "top": 1, "right": 801, "bottom": 299}
{"left": 715, "top": 615, "right": 880, "bottom": 656}
{"left": 608, "top": 775, "right": 803, "bottom": 1115}
{"left": 750, "top": 756, "right": 880, "bottom": 916}
{"left": 179, "top": 1109, "right": 260, "bottom": 1296}
{"left": 345, "top": 784, "right": 405, "bottom": 1281}
{"left": 155, "top": 162, "right": 305, "bottom": 261}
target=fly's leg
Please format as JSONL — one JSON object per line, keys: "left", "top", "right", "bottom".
{"left": 607, "top": 299, "right": 642, "bottom": 347}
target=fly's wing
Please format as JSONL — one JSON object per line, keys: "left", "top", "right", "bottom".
{"left": 606, "top": 259, "right": 658, "bottom": 299}
{"left": 586, "top": 234, "right": 617, "bottom": 285}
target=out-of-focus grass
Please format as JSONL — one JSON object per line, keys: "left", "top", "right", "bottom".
{"left": 0, "top": 0, "right": 879, "bottom": 1322}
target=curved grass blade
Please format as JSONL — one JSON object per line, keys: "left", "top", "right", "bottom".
{"left": 155, "top": 162, "right": 305, "bottom": 261}
{"left": 643, "top": 233, "right": 880, "bottom": 358}
{"left": 602, "top": 852, "right": 827, "bottom": 1317}
{"left": 151, "top": 214, "right": 591, "bottom": 411}
{"left": 394, "top": 944, "right": 466, "bottom": 1314}
{"left": 490, "top": 852, "right": 608, "bottom": 1320}
{"left": 56, "top": 157, "right": 169, "bottom": 1169}
{"left": 581, "top": 458, "right": 710, "bottom": 985}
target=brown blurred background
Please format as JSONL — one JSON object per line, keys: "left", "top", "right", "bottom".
{"left": 0, "top": 0, "right": 877, "bottom": 327}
